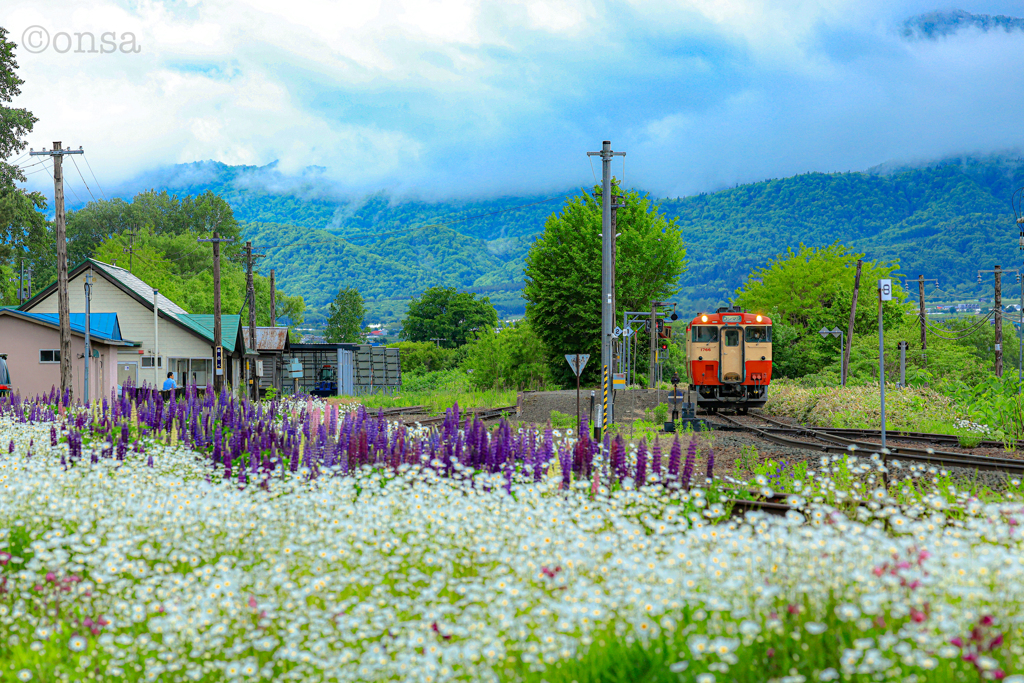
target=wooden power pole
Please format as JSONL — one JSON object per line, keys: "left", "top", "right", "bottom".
{"left": 30, "top": 142, "right": 83, "bottom": 397}
{"left": 979, "top": 266, "right": 1005, "bottom": 377}
{"left": 244, "top": 241, "right": 265, "bottom": 401}
{"left": 198, "top": 230, "right": 233, "bottom": 394}
{"left": 269, "top": 269, "right": 276, "bottom": 326}
{"left": 917, "top": 275, "right": 939, "bottom": 370}
{"left": 842, "top": 259, "right": 862, "bottom": 387}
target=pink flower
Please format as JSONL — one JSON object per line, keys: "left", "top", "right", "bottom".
{"left": 45, "top": 572, "right": 56, "bottom": 582}
{"left": 989, "top": 634, "right": 1004, "bottom": 651}
{"left": 980, "top": 615, "right": 995, "bottom": 627}
{"left": 0, "top": 552, "right": 10, "bottom": 566}
{"left": 993, "top": 669, "right": 1007, "bottom": 680}
{"left": 950, "top": 637, "right": 964, "bottom": 648}
{"left": 872, "top": 565, "right": 885, "bottom": 577}
{"left": 910, "top": 609, "right": 927, "bottom": 623}
{"left": 766, "top": 648, "right": 775, "bottom": 658}
{"left": 787, "top": 604, "right": 800, "bottom": 615}
{"left": 248, "top": 595, "right": 258, "bottom": 610}
{"left": 874, "top": 616, "right": 886, "bottom": 629}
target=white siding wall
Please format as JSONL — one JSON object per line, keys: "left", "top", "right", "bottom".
{"left": 28, "top": 268, "right": 214, "bottom": 367}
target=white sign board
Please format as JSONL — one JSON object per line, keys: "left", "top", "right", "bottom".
{"left": 879, "top": 279, "right": 893, "bottom": 301}
{"left": 623, "top": 327, "right": 634, "bottom": 338}
{"left": 564, "top": 354, "right": 590, "bottom": 376}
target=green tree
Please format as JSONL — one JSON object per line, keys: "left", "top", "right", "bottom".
{"left": 523, "top": 183, "right": 687, "bottom": 387}
{"left": 734, "top": 243, "right": 905, "bottom": 378}
{"left": 0, "top": 27, "right": 36, "bottom": 189}
{"left": 387, "top": 341, "right": 461, "bottom": 374}
{"left": 463, "top": 321, "right": 551, "bottom": 390}
{"left": 325, "top": 287, "right": 364, "bottom": 343}
{"left": 0, "top": 26, "right": 47, "bottom": 274}
{"left": 401, "top": 286, "right": 498, "bottom": 347}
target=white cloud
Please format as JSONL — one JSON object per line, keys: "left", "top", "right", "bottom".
{"left": 3, "top": 0, "right": 1024, "bottom": 200}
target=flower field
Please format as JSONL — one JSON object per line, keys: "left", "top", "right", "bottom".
{"left": 2, "top": 387, "right": 1024, "bottom": 682}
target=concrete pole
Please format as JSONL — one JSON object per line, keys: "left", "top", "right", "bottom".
{"left": 601, "top": 142, "right": 612, "bottom": 428}
{"left": 154, "top": 289, "right": 160, "bottom": 388}
{"left": 995, "top": 265, "right": 1003, "bottom": 378}
{"left": 84, "top": 273, "right": 92, "bottom": 403}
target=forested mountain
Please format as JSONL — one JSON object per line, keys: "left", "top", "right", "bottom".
{"left": 97, "top": 153, "right": 1024, "bottom": 324}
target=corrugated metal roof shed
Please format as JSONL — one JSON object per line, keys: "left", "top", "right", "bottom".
{"left": 243, "top": 327, "right": 290, "bottom": 351}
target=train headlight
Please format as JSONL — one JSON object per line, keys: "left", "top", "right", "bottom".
{"left": 701, "top": 315, "right": 708, "bottom": 322}
{"left": 756, "top": 315, "right": 762, "bottom": 322}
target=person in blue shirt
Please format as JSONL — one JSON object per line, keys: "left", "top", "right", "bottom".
{"left": 162, "top": 372, "right": 177, "bottom": 392}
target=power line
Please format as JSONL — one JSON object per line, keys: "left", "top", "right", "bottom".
{"left": 81, "top": 153, "right": 107, "bottom": 200}
{"left": 70, "top": 156, "right": 97, "bottom": 203}
{"left": 39, "top": 159, "right": 84, "bottom": 205}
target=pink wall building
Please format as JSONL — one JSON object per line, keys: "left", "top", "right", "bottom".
{"left": 0, "top": 310, "right": 136, "bottom": 400}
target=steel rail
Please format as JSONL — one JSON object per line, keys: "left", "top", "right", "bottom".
{"left": 752, "top": 413, "right": 1018, "bottom": 450}
{"left": 711, "top": 413, "right": 1024, "bottom": 475}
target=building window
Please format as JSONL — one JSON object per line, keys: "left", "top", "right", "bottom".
{"left": 40, "top": 349, "right": 61, "bottom": 363}
{"left": 141, "top": 356, "right": 163, "bottom": 368}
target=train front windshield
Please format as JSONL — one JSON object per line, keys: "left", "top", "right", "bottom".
{"left": 692, "top": 326, "right": 719, "bottom": 343}
{"left": 745, "top": 326, "right": 771, "bottom": 342}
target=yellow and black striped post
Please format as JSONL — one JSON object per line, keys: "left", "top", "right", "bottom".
{"left": 602, "top": 364, "right": 609, "bottom": 436}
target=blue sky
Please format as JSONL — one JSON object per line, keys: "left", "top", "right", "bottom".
{"left": 5, "top": 0, "right": 1024, "bottom": 200}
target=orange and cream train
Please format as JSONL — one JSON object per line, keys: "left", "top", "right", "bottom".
{"left": 683, "top": 306, "right": 772, "bottom": 413}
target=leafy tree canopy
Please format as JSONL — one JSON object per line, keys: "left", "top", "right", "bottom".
{"left": 90, "top": 227, "right": 305, "bottom": 329}
{"left": 734, "top": 243, "right": 906, "bottom": 379}
{"left": 523, "top": 182, "right": 687, "bottom": 387}
{"left": 0, "top": 27, "right": 36, "bottom": 189}
{"left": 401, "top": 286, "right": 497, "bottom": 347}
{"left": 463, "top": 321, "right": 550, "bottom": 391}
{"left": 325, "top": 287, "right": 364, "bottom": 343}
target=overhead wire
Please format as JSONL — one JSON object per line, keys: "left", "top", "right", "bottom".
{"left": 70, "top": 156, "right": 97, "bottom": 203}
{"left": 81, "top": 153, "right": 107, "bottom": 200}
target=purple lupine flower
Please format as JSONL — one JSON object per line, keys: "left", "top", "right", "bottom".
{"left": 668, "top": 437, "right": 682, "bottom": 482}
{"left": 635, "top": 439, "right": 647, "bottom": 486}
{"left": 560, "top": 444, "right": 571, "bottom": 490}
{"left": 705, "top": 446, "right": 715, "bottom": 483}
{"left": 681, "top": 437, "right": 697, "bottom": 489}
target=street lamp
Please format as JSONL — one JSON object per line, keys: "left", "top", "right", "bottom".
{"left": 818, "top": 326, "right": 845, "bottom": 386}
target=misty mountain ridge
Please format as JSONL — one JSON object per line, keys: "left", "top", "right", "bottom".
{"left": 95, "top": 151, "right": 1024, "bottom": 326}
{"left": 902, "top": 9, "right": 1024, "bottom": 40}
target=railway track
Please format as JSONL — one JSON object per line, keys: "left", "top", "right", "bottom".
{"left": 708, "top": 412, "right": 1024, "bottom": 476}
{"left": 398, "top": 405, "right": 518, "bottom": 427}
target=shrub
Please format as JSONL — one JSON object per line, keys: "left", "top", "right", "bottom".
{"left": 388, "top": 341, "right": 462, "bottom": 375}
{"left": 463, "top": 321, "right": 551, "bottom": 390}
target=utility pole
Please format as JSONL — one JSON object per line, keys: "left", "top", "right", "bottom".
{"left": 84, "top": 273, "right": 93, "bottom": 403}
{"left": 917, "top": 275, "right": 939, "bottom": 371}
{"left": 30, "top": 142, "right": 83, "bottom": 396}
{"left": 842, "top": 259, "right": 862, "bottom": 388}
{"left": 649, "top": 302, "right": 658, "bottom": 386}
{"left": 587, "top": 141, "right": 625, "bottom": 432}
{"left": 198, "top": 231, "right": 234, "bottom": 394}
{"left": 244, "top": 241, "right": 266, "bottom": 401}
{"left": 979, "top": 266, "right": 1005, "bottom": 377}
{"left": 269, "top": 269, "right": 276, "bottom": 326}
{"left": 123, "top": 224, "right": 140, "bottom": 274}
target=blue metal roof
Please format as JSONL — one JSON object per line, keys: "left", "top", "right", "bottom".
{"left": 2, "top": 311, "right": 128, "bottom": 343}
